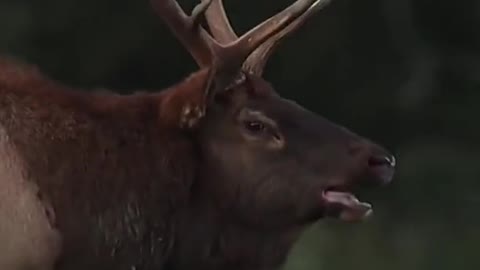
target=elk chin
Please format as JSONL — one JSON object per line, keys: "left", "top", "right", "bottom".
{"left": 321, "top": 190, "right": 373, "bottom": 222}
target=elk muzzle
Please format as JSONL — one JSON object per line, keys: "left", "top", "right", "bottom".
{"left": 321, "top": 140, "right": 395, "bottom": 222}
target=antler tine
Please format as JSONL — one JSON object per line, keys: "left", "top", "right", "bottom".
{"left": 243, "top": 0, "right": 332, "bottom": 76}
{"left": 150, "top": 0, "right": 219, "bottom": 67}
{"left": 204, "top": 0, "right": 238, "bottom": 44}
{"left": 152, "top": 0, "right": 329, "bottom": 86}
{"left": 225, "top": 0, "right": 321, "bottom": 63}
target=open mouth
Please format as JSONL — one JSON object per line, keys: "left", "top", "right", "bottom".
{"left": 321, "top": 186, "right": 373, "bottom": 222}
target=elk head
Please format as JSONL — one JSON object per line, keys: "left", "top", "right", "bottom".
{"left": 152, "top": 0, "right": 395, "bottom": 228}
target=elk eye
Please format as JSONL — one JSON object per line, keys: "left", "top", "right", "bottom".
{"left": 244, "top": 120, "right": 266, "bottom": 133}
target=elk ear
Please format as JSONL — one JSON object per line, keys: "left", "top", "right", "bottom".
{"left": 159, "top": 68, "right": 217, "bottom": 129}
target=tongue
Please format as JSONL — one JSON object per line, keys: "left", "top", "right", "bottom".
{"left": 322, "top": 191, "right": 372, "bottom": 222}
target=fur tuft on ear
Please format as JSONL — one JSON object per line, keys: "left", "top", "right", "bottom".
{"left": 159, "top": 68, "right": 215, "bottom": 129}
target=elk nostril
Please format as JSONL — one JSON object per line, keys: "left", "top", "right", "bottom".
{"left": 368, "top": 155, "right": 396, "bottom": 168}
{"left": 366, "top": 154, "right": 395, "bottom": 185}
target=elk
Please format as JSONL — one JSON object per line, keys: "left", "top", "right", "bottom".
{"left": 0, "top": 0, "right": 395, "bottom": 269}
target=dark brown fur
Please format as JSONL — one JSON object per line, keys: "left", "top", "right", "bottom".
{"left": 0, "top": 54, "right": 307, "bottom": 270}
{"left": 0, "top": 57, "right": 206, "bottom": 269}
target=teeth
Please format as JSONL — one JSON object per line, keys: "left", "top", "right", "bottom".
{"left": 363, "top": 208, "right": 373, "bottom": 218}
{"left": 360, "top": 202, "right": 372, "bottom": 208}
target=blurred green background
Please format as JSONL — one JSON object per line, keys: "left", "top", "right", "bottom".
{"left": 1, "top": 0, "right": 480, "bottom": 269}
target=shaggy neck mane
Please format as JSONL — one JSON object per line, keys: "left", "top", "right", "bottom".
{"left": 0, "top": 57, "right": 204, "bottom": 268}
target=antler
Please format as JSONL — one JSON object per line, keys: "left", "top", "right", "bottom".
{"left": 202, "top": 0, "right": 333, "bottom": 76}
{"left": 151, "top": 0, "right": 325, "bottom": 74}
{"left": 204, "top": 0, "right": 237, "bottom": 44}
{"left": 150, "top": 0, "right": 216, "bottom": 67}
{"left": 243, "top": 0, "right": 332, "bottom": 76}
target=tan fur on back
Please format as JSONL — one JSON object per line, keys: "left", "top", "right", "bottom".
{"left": 0, "top": 125, "right": 61, "bottom": 270}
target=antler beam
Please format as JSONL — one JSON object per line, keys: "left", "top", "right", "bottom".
{"left": 152, "top": 0, "right": 332, "bottom": 78}
{"left": 202, "top": 0, "right": 333, "bottom": 75}
{"left": 150, "top": 0, "right": 216, "bottom": 67}
{"left": 243, "top": 0, "right": 332, "bottom": 75}
{"left": 204, "top": 0, "right": 238, "bottom": 44}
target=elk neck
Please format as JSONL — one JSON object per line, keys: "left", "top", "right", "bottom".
{"left": 169, "top": 186, "right": 304, "bottom": 270}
